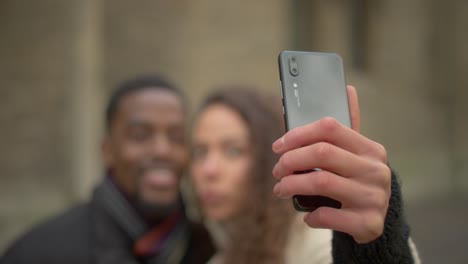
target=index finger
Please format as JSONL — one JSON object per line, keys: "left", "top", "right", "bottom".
{"left": 272, "top": 85, "right": 367, "bottom": 156}
{"left": 272, "top": 117, "right": 379, "bottom": 158}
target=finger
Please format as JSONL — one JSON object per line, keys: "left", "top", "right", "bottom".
{"left": 273, "top": 142, "right": 367, "bottom": 180}
{"left": 272, "top": 118, "right": 387, "bottom": 163}
{"left": 273, "top": 84, "right": 360, "bottom": 154}
{"left": 304, "top": 207, "right": 384, "bottom": 244}
{"left": 347, "top": 85, "right": 360, "bottom": 133}
{"left": 274, "top": 170, "right": 383, "bottom": 208}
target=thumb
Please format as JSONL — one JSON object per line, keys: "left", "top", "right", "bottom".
{"left": 347, "top": 85, "right": 360, "bottom": 133}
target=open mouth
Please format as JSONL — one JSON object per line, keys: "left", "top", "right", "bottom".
{"left": 140, "top": 168, "right": 178, "bottom": 189}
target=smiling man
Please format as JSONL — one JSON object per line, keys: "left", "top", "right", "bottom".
{"left": 1, "top": 75, "right": 214, "bottom": 264}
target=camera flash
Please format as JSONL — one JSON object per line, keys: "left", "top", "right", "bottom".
{"left": 293, "top": 83, "right": 298, "bottom": 88}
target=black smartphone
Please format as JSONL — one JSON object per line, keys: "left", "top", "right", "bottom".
{"left": 278, "top": 51, "right": 351, "bottom": 212}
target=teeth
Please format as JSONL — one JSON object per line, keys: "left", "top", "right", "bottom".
{"left": 150, "top": 168, "right": 171, "bottom": 175}
{"left": 143, "top": 168, "right": 176, "bottom": 187}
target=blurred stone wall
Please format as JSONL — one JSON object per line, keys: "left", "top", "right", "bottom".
{"left": 0, "top": 0, "right": 83, "bottom": 251}
{"left": 101, "top": 0, "right": 291, "bottom": 109}
{"left": 1, "top": 0, "right": 467, "bottom": 254}
{"left": 294, "top": 0, "right": 468, "bottom": 201}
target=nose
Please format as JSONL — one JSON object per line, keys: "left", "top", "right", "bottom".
{"left": 200, "top": 153, "right": 220, "bottom": 181}
{"left": 149, "top": 133, "right": 171, "bottom": 158}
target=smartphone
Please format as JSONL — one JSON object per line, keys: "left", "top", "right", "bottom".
{"left": 278, "top": 51, "right": 351, "bottom": 212}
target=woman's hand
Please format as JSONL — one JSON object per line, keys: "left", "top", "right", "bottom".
{"left": 272, "top": 86, "right": 391, "bottom": 244}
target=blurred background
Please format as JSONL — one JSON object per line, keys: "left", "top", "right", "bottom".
{"left": 0, "top": 0, "right": 467, "bottom": 262}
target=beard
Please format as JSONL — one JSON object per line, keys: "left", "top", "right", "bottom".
{"left": 133, "top": 160, "right": 182, "bottom": 223}
{"left": 135, "top": 192, "right": 180, "bottom": 223}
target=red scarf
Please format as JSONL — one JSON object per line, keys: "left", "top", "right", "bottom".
{"left": 133, "top": 211, "right": 182, "bottom": 257}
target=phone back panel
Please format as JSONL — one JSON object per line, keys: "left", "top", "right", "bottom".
{"left": 278, "top": 51, "right": 351, "bottom": 130}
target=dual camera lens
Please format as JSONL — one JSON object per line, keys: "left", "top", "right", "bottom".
{"left": 289, "top": 56, "right": 299, "bottom": 76}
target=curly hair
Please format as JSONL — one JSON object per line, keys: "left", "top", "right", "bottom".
{"left": 105, "top": 74, "right": 186, "bottom": 132}
{"left": 197, "top": 86, "right": 294, "bottom": 264}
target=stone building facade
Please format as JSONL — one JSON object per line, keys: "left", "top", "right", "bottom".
{"left": 1, "top": 0, "right": 467, "bottom": 255}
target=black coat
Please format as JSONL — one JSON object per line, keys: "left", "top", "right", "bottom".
{"left": 1, "top": 202, "right": 214, "bottom": 264}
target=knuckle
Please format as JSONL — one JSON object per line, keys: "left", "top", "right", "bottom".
{"left": 287, "top": 127, "right": 302, "bottom": 145}
{"left": 319, "top": 117, "right": 340, "bottom": 133}
{"left": 372, "top": 189, "right": 389, "bottom": 210}
{"left": 279, "top": 179, "right": 292, "bottom": 196}
{"left": 374, "top": 163, "right": 392, "bottom": 189}
{"left": 374, "top": 142, "right": 388, "bottom": 162}
{"left": 362, "top": 212, "right": 384, "bottom": 241}
{"left": 314, "top": 142, "right": 333, "bottom": 162}
{"left": 279, "top": 153, "right": 293, "bottom": 172}
{"left": 313, "top": 171, "right": 331, "bottom": 190}
{"left": 381, "top": 166, "right": 392, "bottom": 190}
{"left": 368, "top": 162, "right": 391, "bottom": 186}
{"left": 310, "top": 207, "right": 327, "bottom": 228}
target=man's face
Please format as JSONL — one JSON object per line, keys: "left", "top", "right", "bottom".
{"left": 103, "top": 88, "right": 187, "bottom": 210}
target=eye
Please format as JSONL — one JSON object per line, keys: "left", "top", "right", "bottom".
{"left": 224, "top": 146, "right": 243, "bottom": 158}
{"left": 128, "top": 128, "right": 151, "bottom": 142}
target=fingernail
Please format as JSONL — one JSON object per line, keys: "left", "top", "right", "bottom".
{"left": 303, "top": 213, "right": 314, "bottom": 226}
{"left": 273, "top": 182, "right": 281, "bottom": 196}
{"left": 273, "top": 136, "right": 285, "bottom": 153}
{"left": 272, "top": 163, "right": 279, "bottom": 178}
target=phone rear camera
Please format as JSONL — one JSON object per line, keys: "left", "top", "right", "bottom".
{"left": 289, "top": 56, "right": 299, "bottom": 76}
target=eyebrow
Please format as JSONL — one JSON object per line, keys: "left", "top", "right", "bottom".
{"left": 127, "top": 119, "right": 149, "bottom": 127}
{"left": 221, "top": 138, "right": 245, "bottom": 144}
{"left": 127, "top": 119, "right": 185, "bottom": 131}
{"left": 219, "top": 137, "right": 252, "bottom": 149}
{"left": 192, "top": 137, "right": 244, "bottom": 145}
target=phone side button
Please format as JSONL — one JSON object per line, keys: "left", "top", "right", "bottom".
{"left": 282, "top": 105, "right": 285, "bottom": 115}
{"left": 279, "top": 81, "right": 283, "bottom": 98}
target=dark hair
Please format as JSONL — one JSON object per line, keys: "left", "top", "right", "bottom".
{"left": 197, "top": 86, "right": 294, "bottom": 264}
{"left": 105, "top": 74, "right": 185, "bottom": 131}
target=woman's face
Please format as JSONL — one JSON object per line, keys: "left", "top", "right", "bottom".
{"left": 191, "top": 103, "right": 253, "bottom": 222}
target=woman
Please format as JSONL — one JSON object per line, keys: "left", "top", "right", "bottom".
{"left": 190, "top": 86, "right": 419, "bottom": 263}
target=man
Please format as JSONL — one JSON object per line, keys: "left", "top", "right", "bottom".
{"left": 1, "top": 75, "right": 215, "bottom": 264}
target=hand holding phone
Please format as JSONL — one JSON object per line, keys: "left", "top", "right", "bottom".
{"left": 274, "top": 51, "right": 392, "bottom": 244}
